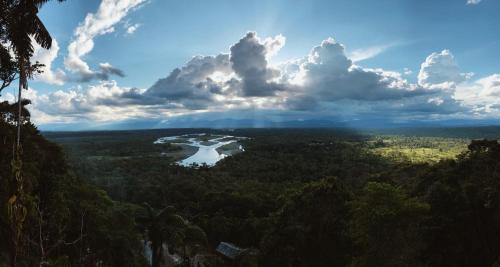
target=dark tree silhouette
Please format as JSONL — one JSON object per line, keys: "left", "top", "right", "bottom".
{"left": 1, "top": 1, "right": 64, "bottom": 266}
{"left": 139, "top": 203, "right": 182, "bottom": 267}
{"left": 0, "top": 45, "right": 17, "bottom": 94}
{"left": 138, "top": 203, "right": 207, "bottom": 267}
{"left": 0, "top": 0, "right": 64, "bottom": 148}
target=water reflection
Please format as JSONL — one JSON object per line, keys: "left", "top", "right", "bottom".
{"left": 154, "top": 134, "right": 245, "bottom": 167}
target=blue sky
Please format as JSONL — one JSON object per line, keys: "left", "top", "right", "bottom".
{"left": 2, "top": 0, "right": 500, "bottom": 129}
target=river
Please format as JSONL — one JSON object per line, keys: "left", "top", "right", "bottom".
{"left": 154, "top": 134, "right": 244, "bottom": 166}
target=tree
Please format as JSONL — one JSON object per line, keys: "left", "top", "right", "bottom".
{"left": 138, "top": 203, "right": 208, "bottom": 267}
{"left": 261, "top": 178, "right": 353, "bottom": 267}
{"left": 420, "top": 140, "right": 500, "bottom": 266}
{"left": 1, "top": 2, "right": 63, "bottom": 265}
{"left": 0, "top": 99, "right": 31, "bottom": 125}
{"left": 350, "top": 182, "right": 429, "bottom": 267}
{"left": 179, "top": 225, "right": 208, "bottom": 266}
{"left": 0, "top": 0, "right": 64, "bottom": 147}
{"left": 0, "top": 44, "right": 17, "bottom": 94}
{"left": 138, "top": 203, "right": 185, "bottom": 267}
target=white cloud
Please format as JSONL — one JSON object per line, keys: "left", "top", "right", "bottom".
{"left": 349, "top": 44, "right": 392, "bottom": 62}
{"left": 284, "top": 38, "right": 422, "bottom": 103}
{"left": 31, "top": 38, "right": 66, "bottom": 85}
{"left": 263, "top": 34, "right": 286, "bottom": 58}
{"left": 125, "top": 23, "right": 141, "bottom": 35}
{"left": 146, "top": 54, "right": 233, "bottom": 109}
{"left": 418, "top": 50, "right": 472, "bottom": 89}
{"left": 455, "top": 74, "right": 500, "bottom": 112}
{"left": 477, "top": 74, "right": 500, "bottom": 97}
{"left": 11, "top": 81, "right": 165, "bottom": 124}
{"left": 14, "top": 32, "right": 500, "bottom": 126}
{"left": 64, "top": 0, "right": 146, "bottom": 81}
{"left": 403, "top": 68, "right": 413, "bottom": 75}
{"left": 467, "top": 0, "right": 481, "bottom": 5}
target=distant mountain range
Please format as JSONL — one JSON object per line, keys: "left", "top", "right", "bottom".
{"left": 39, "top": 116, "right": 500, "bottom": 133}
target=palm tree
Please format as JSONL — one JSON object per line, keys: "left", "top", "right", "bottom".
{"left": 138, "top": 203, "right": 209, "bottom": 267}
{"left": 179, "top": 225, "right": 208, "bottom": 267}
{"left": 138, "top": 203, "right": 187, "bottom": 267}
{"left": 0, "top": 0, "right": 64, "bottom": 148}
{"left": 1, "top": 2, "right": 64, "bottom": 266}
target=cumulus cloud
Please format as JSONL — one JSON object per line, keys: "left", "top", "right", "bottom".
{"left": 1, "top": 81, "right": 173, "bottom": 124}
{"left": 418, "top": 50, "right": 472, "bottom": 89}
{"left": 285, "top": 38, "right": 422, "bottom": 103}
{"left": 263, "top": 34, "right": 286, "bottom": 58}
{"left": 14, "top": 31, "right": 500, "bottom": 126}
{"left": 478, "top": 74, "right": 500, "bottom": 97}
{"left": 145, "top": 54, "right": 233, "bottom": 109}
{"left": 31, "top": 39, "right": 66, "bottom": 85}
{"left": 229, "top": 32, "right": 285, "bottom": 96}
{"left": 145, "top": 32, "right": 288, "bottom": 106}
{"left": 64, "top": 0, "right": 145, "bottom": 82}
{"left": 455, "top": 74, "right": 500, "bottom": 114}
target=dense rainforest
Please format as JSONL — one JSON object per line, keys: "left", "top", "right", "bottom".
{"left": 42, "top": 128, "right": 500, "bottom": 267}
{"left": 0, "top": 122, "right": 148, "bottom": 265}
{"left": 0, "top": 1, "right": 144, "bottom": 265}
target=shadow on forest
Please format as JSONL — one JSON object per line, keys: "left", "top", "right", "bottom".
{"left": 5, "top": 126, "right": 497, "bottom": 266}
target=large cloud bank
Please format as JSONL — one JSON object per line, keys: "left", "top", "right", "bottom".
{"left": 5, "top": 31, "right": 500, "bottom": 126}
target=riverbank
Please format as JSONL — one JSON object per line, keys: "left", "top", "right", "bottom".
{"left": 154, "top": 133, "right": 246, "bottom": 166}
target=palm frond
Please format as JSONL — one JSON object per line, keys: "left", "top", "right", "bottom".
{"left": 30, "top": 15, "right": 52, "bottom": 49}
{"left": 31, "top": 0, "right": 66, "bottom": 8}
{"left": 31, "top": 0, "right": 52, "bottom": 8}
{"left": 184, "top": 225, "right": 208, "bottom": 245}
{"left": 165, "top": 214, "right": 187, "bottom": 228}
{"left": 156, "top": 205, "right": 176, "bottom": 219}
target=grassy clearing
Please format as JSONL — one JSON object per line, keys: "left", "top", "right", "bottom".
{"left": 367, "top": 135, "right": 469, "bottom": 163}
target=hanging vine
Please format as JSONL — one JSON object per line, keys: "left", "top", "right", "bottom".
{"left": 7, "top": 146, "right": 27, "bottom": 267}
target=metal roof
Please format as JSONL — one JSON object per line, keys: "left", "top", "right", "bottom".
{"left": 216, "top": 242, "right": 244, "bottom": 260}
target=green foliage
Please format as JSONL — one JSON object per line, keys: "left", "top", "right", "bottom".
{"left": 417, "top": 139, "right": 500, "bottom": 266}
{"left": 40, "top": 128, "right": 500, "bottom": 266}
{"left": 261, "top": 178, "right": 353, "bottom": 267}
{"left": 0, "top": 122, "right": 147, "bottom": 266}
{"left": 0, "top": 44, "right": 17, "bottom": 93}
{"left": 350, "top": 182, "right": 429, "bottom": 267}
{"left": 65, "top": 186, "right": 147, "bottom": 267}
{"left": 368, "top": 135, "right": 469, "bottom": 163}
{"left": 367, "top": 126, "right": 500, "bottom": 139}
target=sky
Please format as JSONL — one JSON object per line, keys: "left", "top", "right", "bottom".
{"left": 2, "top": 0, "right": 500, "bottom": 130}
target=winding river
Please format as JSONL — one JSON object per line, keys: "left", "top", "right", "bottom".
{"left": 154, "top": 134, "right": 244, "bottom": 166}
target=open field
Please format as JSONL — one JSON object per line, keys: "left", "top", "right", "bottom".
{"left": 366, "top": 135, "right": 470, "bottom": 163}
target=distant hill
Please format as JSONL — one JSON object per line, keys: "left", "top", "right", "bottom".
{"left": 38, "top": 113, "right": 500, "bottom": 133}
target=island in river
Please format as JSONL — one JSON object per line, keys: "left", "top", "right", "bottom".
{"left": 154, "top": 133, "right": 246, "bottom": 167}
